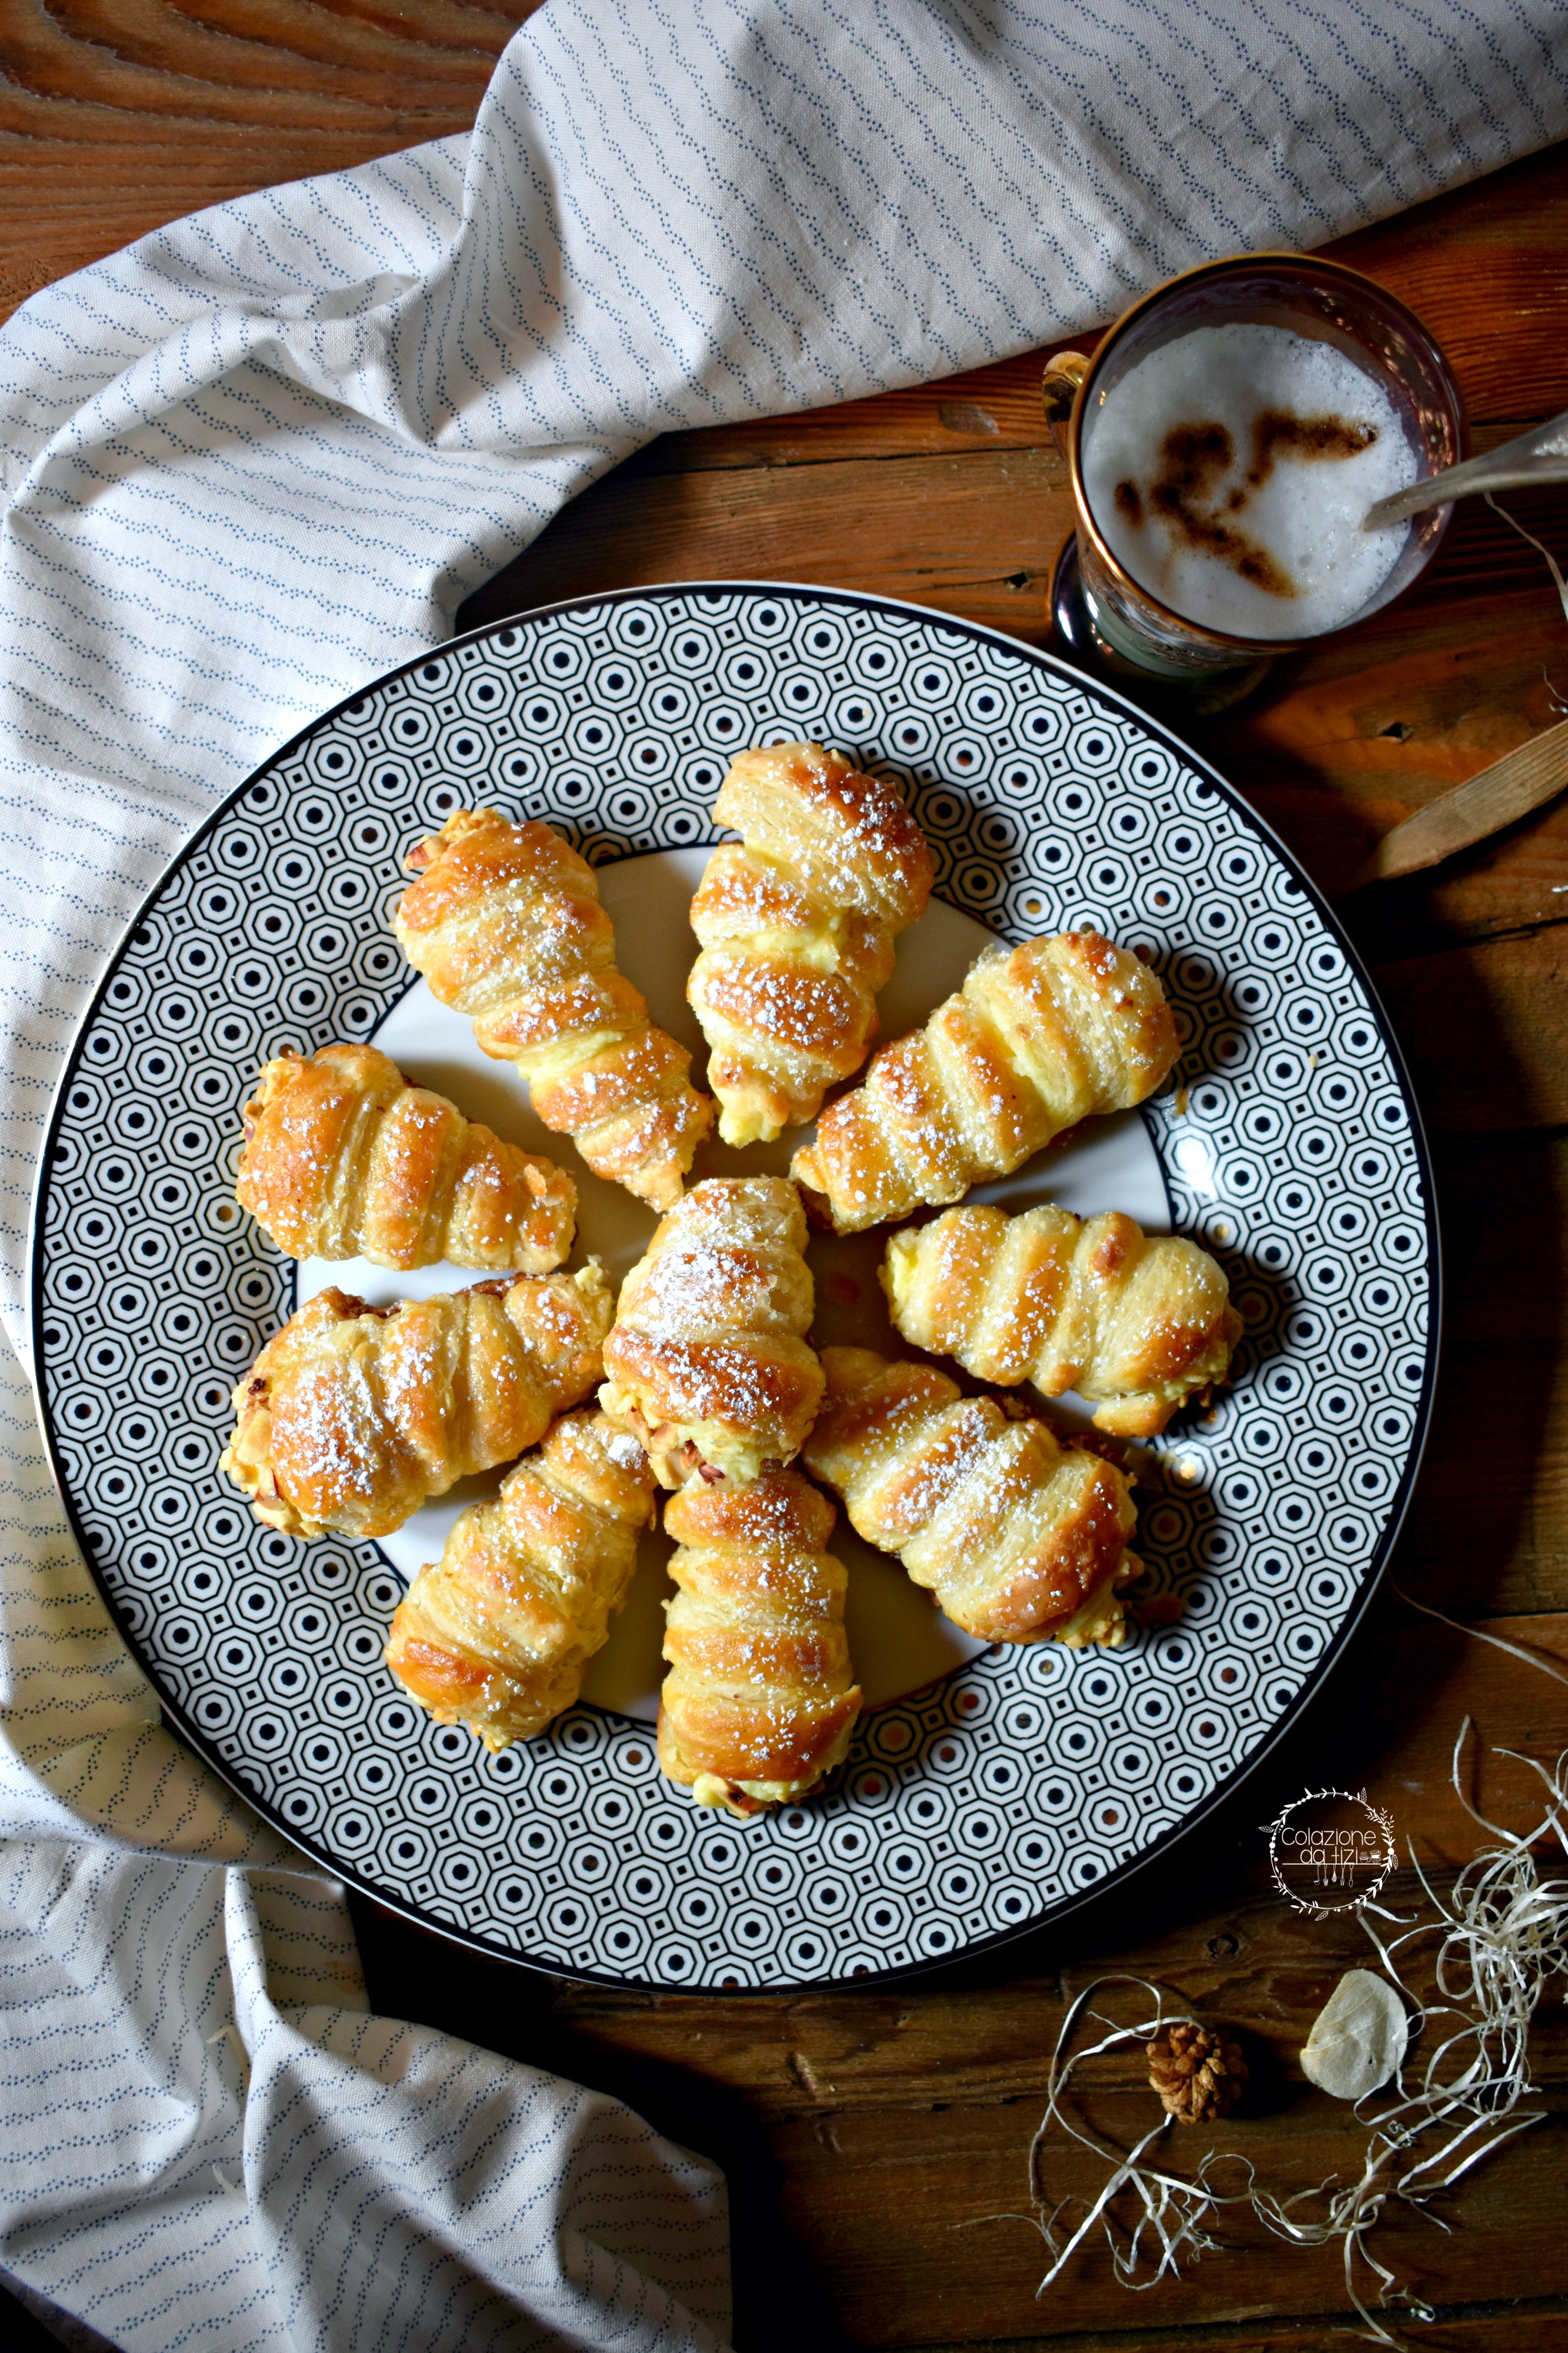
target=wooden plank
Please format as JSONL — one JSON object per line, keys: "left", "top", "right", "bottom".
{"left": 1398, "top": 792, "right": 1568, "bottom": 954}
{"left": 1371, "top": 925, "right": 1568, "bottom": 1133}
{"left": 1407, "top": 1135, "right": 1568, "bottom": 1617}
{"left": 1326, "top": 141, "right": 1568, "bottom": 428}
{"left": 632, "top": 351, "right": 1067, "bottom": 474}
{"left": 548, "top": 1611, "right": 1568, "bottom": 2114}
{"left": 459, "top": 439, "right": 1568, "bottom": 651}
{"left": 28, "top": 0, "right": 517, "bottom": 104}
{"left": 459, "top": 444, "right": 1075, "bottom": 641}
{"left": 1346, "top": 719, "right": 1568, "bottom": 889}
{"left": 0, "top": 0, "right": 466, "bottom": 125}
{"left": 549, "top": 1859, "right": 1568, "bottom": 2124}
{"left": 1205, "top": 583, "right": 1568, "bottom": 916}
{"left": 0, "top": 0, "right": 535, "bottom": 299}
{"left": 903, "top": 2307, "right": 1568, "bottom": 2353}
{"left": 758, "top": 2094, "right": 1566, "bottom": 2345}
{"left": 353, "top": 1607, "right": 1568, "bottom": 2341}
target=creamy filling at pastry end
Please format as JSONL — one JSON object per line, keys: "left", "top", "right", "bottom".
{"left": 603, "top": 1389, "right": 776, "bottom": 1488}
{"left": 1053, "top": 1554, "right": 1140, "bottom": 1649}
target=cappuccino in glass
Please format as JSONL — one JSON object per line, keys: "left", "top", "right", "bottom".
{"left": 1082, "top": 322, "right": 1420, "bottom": 641}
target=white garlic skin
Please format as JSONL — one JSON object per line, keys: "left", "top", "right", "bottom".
{"left": 1300, "top": 1967, "right": 1409, "bottom": 2100}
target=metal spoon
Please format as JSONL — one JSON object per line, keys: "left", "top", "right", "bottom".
{"left": 1363, "top": 406, "right": 1568, "bottom": 531}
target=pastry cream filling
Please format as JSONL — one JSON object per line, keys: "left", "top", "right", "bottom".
{"left": 732, "top": 918, "right": 843, "bottom": 973}
{"left": 716, "top": 1104, "right": 773, "bottom": 1149}
{"left": 690, "top": 1771, "right": 802, "bottom": 1813}
{"left": 600, "top": 1384, "right": 776, "bottom": 1488}
{"left": 515, "top": 1026, "right": 627, "bottom": 1083}
{"left": 1053, "top": 1557, "right": 1138, "bottom": 1649}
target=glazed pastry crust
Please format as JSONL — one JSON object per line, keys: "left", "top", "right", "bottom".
{"left": 221, "top": 1265, "right": 612, "bottom": 1541}
{"left": 688, "top": 742, "right": 933, "bottom": 1145}
{"left": 658, "top": 1469, "right": 862, "bottom": 1817}
{"left": 803, "top": 1346, "right": 1139, "bottom": 1647}
{"left": 384, "top": 1409, "right": 657, "bottom": 1751}
{"left": 236, "top": 1042, "right": 575, "bottom": 1273}
{"left": 599, "top": 1176, "right": 824, "bottom": 1488}
{"left": 393, "top": 808, "right": 713, "bottom": 1210}
{"left": 883, "top": 1204, "right": 1242, "bottom": 1437}
{"left": 792, "top": 930, "right": 1179, "bottom": 1233}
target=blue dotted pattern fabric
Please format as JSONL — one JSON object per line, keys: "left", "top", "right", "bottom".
{"left": 0, "top": 1328, "right": 732, "bottom": 2348}
{"left": 0, "top": 5, "right": 1560, "bottom": 2342}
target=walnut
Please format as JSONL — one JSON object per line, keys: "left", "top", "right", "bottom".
{"left": 1146, "top": 2020, "right": 1247, "bottom": 2124}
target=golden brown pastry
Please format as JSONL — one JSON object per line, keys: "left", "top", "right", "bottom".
{"left": 687, "top": 741, "right": 934, "bottom": 1145}
{"left": 221, "top": 1265, "right": 612, "bottom": 1541}
{"left": 392, "top": 807, "right": 713, "bottom": 1210}
{"left": 383, "top": 1409, "right": 657, "bottom": 1751}
{"left": 658, "top": 1470, "right": 861, "bottom": 1818}
{"left": 882, "top": 1204, "right": 1241, "bottom": 1438}
{"left": 236, "top": 1042, "right": 575, "bottom": 1273}
{"left": 802, "top": 1347, "right": 1138, "bottom": 1646}
{"left": 599, "top": 1176, "right": 823, "bottom": 1489}
{"left": 791, "top": 930, "right": 1179, "bottom": 1233}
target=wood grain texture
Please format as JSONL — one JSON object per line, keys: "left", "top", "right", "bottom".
{"left": 756, "top": 2096, "right": 1566, "bottom": 2347}
{"left": 909, "top": 2314, "right": 1568, "bottom": 2353}
{"left": 9, "top": 19, "right": 1568, "bottom": 2346}
{"left": 0, "top": 0, "right": 536, "bottom": 291}
{"left": 1404, "top": 1134, "right": 1568, "bottom": 1615}
{"left": 462, "top": 442, "right": 1075, "bottom": 639}
{"left": 1348, "top": 718, "right": 1568, "bottom": 886}
{"left": 1372, "top": 926, "right": 1568, "bottom": 1133}
{"left": 455, "top": 139, "right": 1568, "bottom": 952}
{"left": 559, "top": 1609, "right": 1568, "bottom": 2350}
{"left": 355, "top": 1611, "right": 1568, "bottom": 2349}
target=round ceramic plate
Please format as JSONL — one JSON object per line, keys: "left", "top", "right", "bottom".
{"left": 30, "top": 584, "right": 1437, "bottom": 1991}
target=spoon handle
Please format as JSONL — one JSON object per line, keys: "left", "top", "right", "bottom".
{"left": 1363, "top": 409, "right": 1568, "bottom": 531}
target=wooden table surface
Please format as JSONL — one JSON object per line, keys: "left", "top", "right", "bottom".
{"left": 5, "top": 6, "right": 1567, "bottom": 2350}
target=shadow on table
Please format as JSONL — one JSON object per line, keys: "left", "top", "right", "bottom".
{"left": 348, "top": 1887, "right": 849, "bottom": 2353}
{"left": 352, "top": 844, "right": 1561, "bottom": 2353}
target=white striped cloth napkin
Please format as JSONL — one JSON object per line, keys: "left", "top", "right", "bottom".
{"left": 0, "top": 2, "right": 1562, "bottom": 2344}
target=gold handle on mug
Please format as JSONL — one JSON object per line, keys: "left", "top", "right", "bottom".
{"left": 1040, "top": 349, "right": 1089, "bottom": 462}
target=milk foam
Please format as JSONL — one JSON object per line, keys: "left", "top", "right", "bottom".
{"left": 1082, "top": 323, "right": 1420, "bottom": 640}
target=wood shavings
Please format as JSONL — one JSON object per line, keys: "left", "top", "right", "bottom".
{"left": 989, "top": 1607, "right": 1568, "bottom": 2347}
{"left": 1249, "top": 1714, "right": 1567, "bottom": 2345}
{"left": 1486, "top": 493, "right": 1568, "bottom": 625}
{"left": 962, "top": 1977, "right": 1259, "bottom": 2292}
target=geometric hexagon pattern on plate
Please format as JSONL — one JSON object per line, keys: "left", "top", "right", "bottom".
{"left": 31, "top": 584, "right": 1437, "bottom": 1992}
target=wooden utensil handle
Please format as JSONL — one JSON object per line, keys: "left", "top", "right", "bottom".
{"left": 1345, "top": 716, "right": 1568, "bottom": 889}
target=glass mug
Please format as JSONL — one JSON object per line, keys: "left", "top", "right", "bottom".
{"left": 1042, "top": 253, "right": 1466, "bottom": 709}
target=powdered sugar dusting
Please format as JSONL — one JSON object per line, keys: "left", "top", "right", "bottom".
{"left": 601, "top": 1176, "right": 822, "bottom": 1479}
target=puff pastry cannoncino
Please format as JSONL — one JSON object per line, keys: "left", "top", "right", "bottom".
{"left": 221, "top": 1265, "right": 612, "bottom": 1541}
{"left": 658, "top": 1470, "right": 861, "bottom": 1818}
{"left": 688, "top": 741, "right": 934, "bottom": 1145}
{"left": 393, "top": 808, "right": 713, "bottom": 1210}
{"left": 383, "top": 1409, "right": 657, "bottom": 1750}
{"left": 599, "top": 1175, "right": 823, "bottom": 1489}
{"left": 236, "top": 1042, "right": 575, "bottom": 1273}
{"left": 883, "top": 1204, "right": 1242, "bottom": 1438}
{"left": 803, "top": 1347, "right": 1138, "bottom": 1646}
{"left": 791, "top": 931, "right": 1179, "bottom": 1233}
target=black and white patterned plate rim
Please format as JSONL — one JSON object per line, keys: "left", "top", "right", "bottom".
{"left": 29, "top": 581, "right": 1440, "bottom": 1992}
